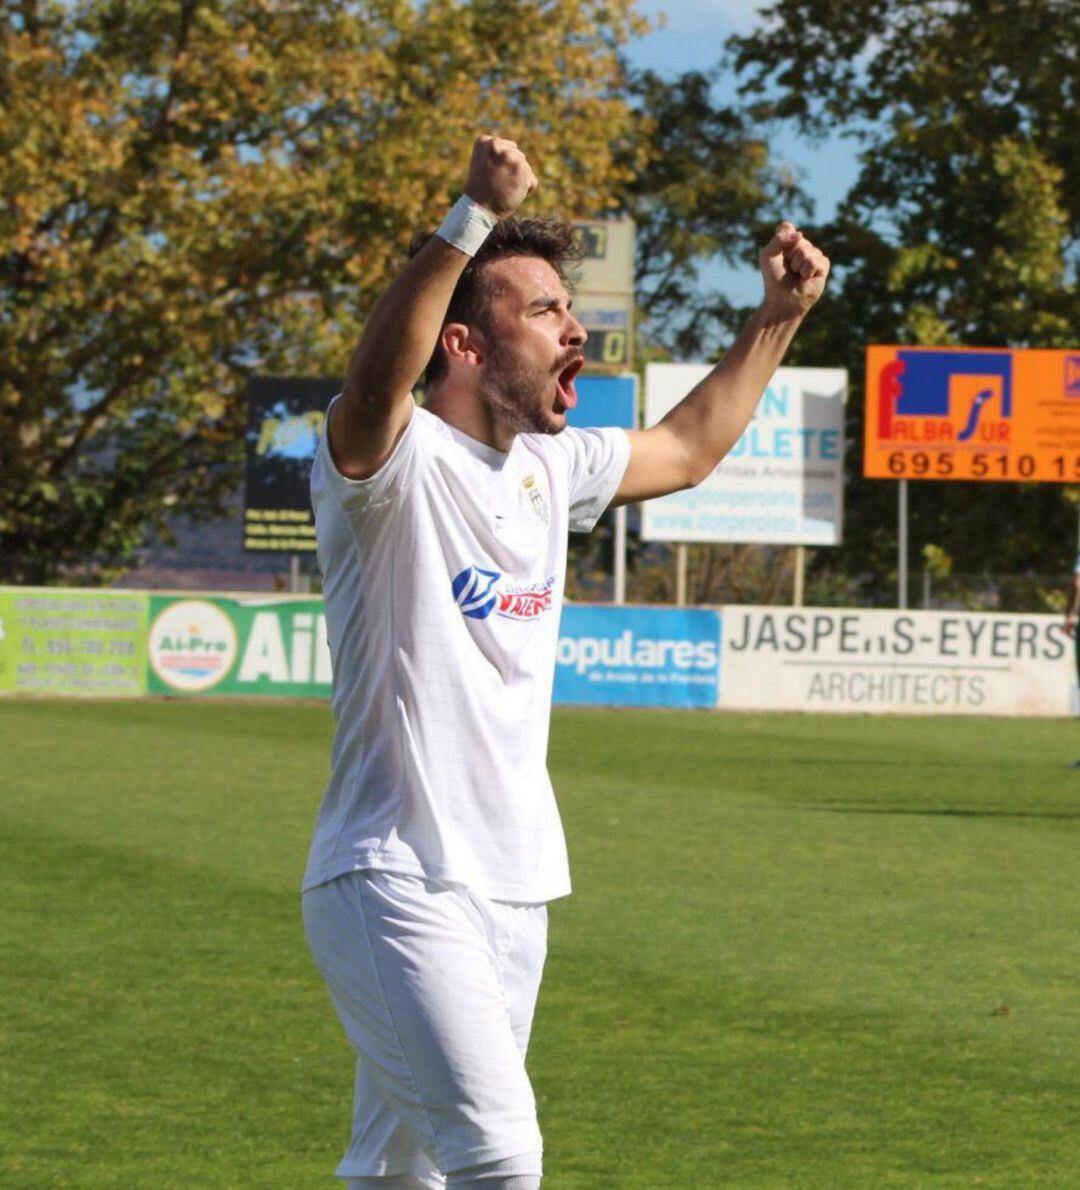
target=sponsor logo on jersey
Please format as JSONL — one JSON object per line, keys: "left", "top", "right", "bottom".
{"left": 497, "top": 577, "right": 555, "bottom": 620}
{"left": 451, "top": 567, "right": 556, "bottom": 621}
{"left": 452, "top": 566, "right": 502, "bottom": 619}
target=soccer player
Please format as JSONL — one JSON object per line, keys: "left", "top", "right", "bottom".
{"left": 1065, "top": 552, "right": 1080, "bottom": 765}
{"left": 302, "top": 134, "right": 829, "bottom": 1189}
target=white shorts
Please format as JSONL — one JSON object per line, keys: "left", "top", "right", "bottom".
{"left": 302, "top": 870, "right": 547, "bottom": 1183}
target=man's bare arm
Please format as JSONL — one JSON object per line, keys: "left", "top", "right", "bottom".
{"left": 613, "top": 222, "right": 830, "bottom": 505}
{"left": 330, "top": 135, "right": 537, "bottom": 480}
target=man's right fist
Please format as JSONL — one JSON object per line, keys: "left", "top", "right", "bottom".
{"left": 465, "top": 135, "right": 537, "bottom": 220}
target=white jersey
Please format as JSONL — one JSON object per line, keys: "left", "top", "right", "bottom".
{"left": 303, "top": 402, "right": 630, "bottom": 903}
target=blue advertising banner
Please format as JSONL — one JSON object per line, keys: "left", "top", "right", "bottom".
{"left": 567, "top": 374, "right": 637, "bottom": 430}
{"left": 554, "top": 604, "right": 721, "bottom": 707}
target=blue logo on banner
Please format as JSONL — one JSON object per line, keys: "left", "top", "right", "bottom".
{"left": 554, "top": 605, "right": 722, "bottom": 708}
{"left": 452, "top": 566, "right": 501, "bottom": 619}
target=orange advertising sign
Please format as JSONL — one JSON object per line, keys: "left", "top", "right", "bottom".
{"left": 864, "top": 346, "right": 1080, "bottom": 481}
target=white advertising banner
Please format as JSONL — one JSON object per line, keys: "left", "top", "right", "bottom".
{"left": 641, "top": 364, "right": 846, "bottom": 545}
{"left": 720, "top": 606, "right": 1073, "bottom": 716}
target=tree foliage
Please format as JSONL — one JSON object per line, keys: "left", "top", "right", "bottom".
{"left": 732, "top": 0, "right": 1080, "bottom": 599}
{"left": 1, "top": 0, "right": 647, "bottom": 583}
{"left": 619, "top": 67, "right": 805, "bottom": 359}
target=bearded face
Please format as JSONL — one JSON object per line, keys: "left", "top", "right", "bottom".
{"left": 479, "top": 336, "right": 569, "bottom": 436}
{"left": 460, "top": 255, "right": 586, "bottom": 442}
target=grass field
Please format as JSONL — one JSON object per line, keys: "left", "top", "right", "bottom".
{"left": 3, "top": 699, "right": 1080, "bottom": 1188}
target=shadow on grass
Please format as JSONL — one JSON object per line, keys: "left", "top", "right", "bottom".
{"left": 699, "top": 755, "right": 1058, "bottom": 771}
{"left": 789, "top": 757, "right": 1036, "bottom": 769}
{"left": 790, "top": 803, "right": 1080, "bottom": 820}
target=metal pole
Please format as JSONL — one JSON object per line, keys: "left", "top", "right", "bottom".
{"left": 676, "top": 543, "right": 688, "bottom": 606}
{"left": 793, "top": 546, "right": 806, "bottom": 607}
{"left": 289, "top": 553, "right": 301, "bottom": 594}
{"left": 614, "top": 505, "right": 627, "bottom": 604}
{"left": 898, "top": 479, "right": 909, "bottom": 609}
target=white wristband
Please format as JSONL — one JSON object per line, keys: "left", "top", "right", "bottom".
{"left": 435, "top": 195, "right": 498, "bottom": 257}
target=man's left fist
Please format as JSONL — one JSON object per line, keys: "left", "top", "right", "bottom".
{"left": 759, "top": 221, "right": 830, "bottom": 317}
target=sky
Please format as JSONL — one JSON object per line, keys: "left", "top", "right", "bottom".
{"left": 622, "top": 0, "right": 862, "bottom": 305}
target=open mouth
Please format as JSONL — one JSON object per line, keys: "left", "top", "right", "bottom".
{"left": 554, "top": 356, "right": 584, "bottom": 414}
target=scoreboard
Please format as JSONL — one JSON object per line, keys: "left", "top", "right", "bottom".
{"left": 572, "top": 219, "right": 635, "bottom": 371}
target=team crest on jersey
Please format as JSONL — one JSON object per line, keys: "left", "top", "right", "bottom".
{"left": 451, "top": 567, "right": 555, "bottom": 621}
{"left": 522, "top": 474, "right": 550, "bottom": 524}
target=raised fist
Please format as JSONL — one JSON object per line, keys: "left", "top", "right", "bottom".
{"left": 465, "top": 135, "right": 538, "bottom": 220}
{"left": 759, "top": 221, "right": 830, "bottom": 318}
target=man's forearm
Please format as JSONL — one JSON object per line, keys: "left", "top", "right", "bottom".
{"left": 344, "top": 235, "right": 471, "bottom": 411}
{"left": 661, "top": 304, "right": 805, "bottom": 484}
{"left": 342, "top": 136, "right": 536, "bottom": 421}
{"left": 612, "top": 223, "right": 828, "bottom": 507}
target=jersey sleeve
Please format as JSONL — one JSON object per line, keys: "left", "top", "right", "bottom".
{"left": 552, "top": 426, "right": 631, "bottom": 533}
{"left": 311, "top": 396, "right": 423, "bottom": 517}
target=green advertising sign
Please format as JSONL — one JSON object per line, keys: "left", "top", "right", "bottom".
{"left": 0, "top": 588, "right": 148, "bottom": 696}
{"left": 146, "top": 594, "right": 331, "bottom": 697}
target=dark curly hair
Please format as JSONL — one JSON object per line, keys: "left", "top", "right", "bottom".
{"left": 408, "top": 216, "right": 583, "bottom": 387}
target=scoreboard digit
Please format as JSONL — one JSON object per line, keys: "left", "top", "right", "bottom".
{"left": 583, "top": 329, "right": 629, "bottom": 367}
{"left": 576, "top": 226, "right": 609, "bottom": 259}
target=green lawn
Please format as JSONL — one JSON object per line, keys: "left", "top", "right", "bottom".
{"left": 2, "top": 700, "right": 1079, "bottom": 1187}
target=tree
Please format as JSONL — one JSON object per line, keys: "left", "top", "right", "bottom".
{"left": 1, "top": 0, "right": 647, "bottom": 584}
{"left": 731, "top": 0, "right": 1080, "bottom": 603}
{"left": 618, "top": 66, "right": 806, "bottom": 359}
{"left": 562, "top": 65, "right": 808, "bottom": 607}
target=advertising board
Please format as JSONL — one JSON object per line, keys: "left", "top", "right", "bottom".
{"left": 146, "top": 594, "right": 332, "bottom": 697}
{"left": 566, "top": 374, "right": 637, "bottom": 431}
{"left": 641, "top": 365, "right": 846, "bottom": 544}
{"left": 243, "top": 377, "right": 336, "bottom": 552}
{"left": 865, "top": 346, "right": 1080, "bottom": 482}
{"left": 720, "top": 606, "right": 1072, "bottom": 716}
{"left": 554, "top": 604, "right": 721, "bottom": 708}
{"left": 4, "top": 587, "right": 1075, "bottom": 718}
{"left": 0, "top": 588, "right": 147, "bottom": 696}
